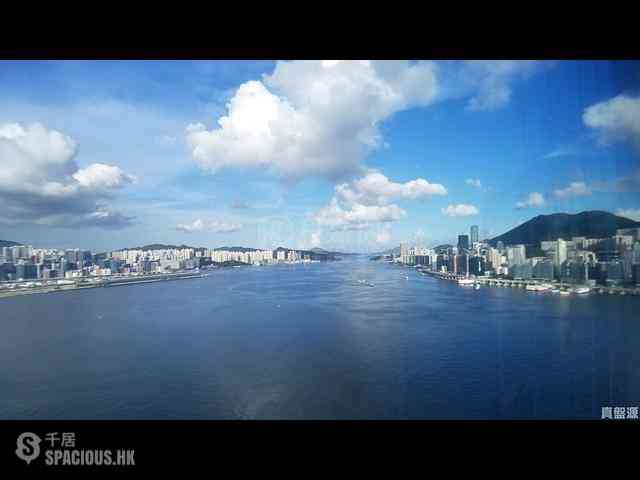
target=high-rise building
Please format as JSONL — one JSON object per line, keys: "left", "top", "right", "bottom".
{"left": 457, "top": 235, "right": 470, "bottom": 252}
{"left": 470, "top": 225, "right": 479, "bottom": 245}
{"left": 555, "top": 239, "right": 567, "bottom": 267}
{"left": 506, "top": 245, "right": 526, "bottom": 266}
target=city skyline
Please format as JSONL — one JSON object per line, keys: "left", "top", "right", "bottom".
{"left": 1, "top": 60, "right": 639, "bottom": 252}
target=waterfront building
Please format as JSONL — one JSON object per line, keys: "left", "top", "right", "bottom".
{"left": 469, "top": 256, "right": 485, "bottom": 276}
{"left": 532, "top": 259, "right": 554, "bottom": 281}
{"left": 458, "top": 235, "right": 470, "bottom": 252}
{"left": 603, "top": 261, "right": 625, "bottom": 286}
{"left": 555, "top": 239, "right": 567, "bottom": 267}
{"left": 511, "top": 263, "right": 532, "bottom": 279}
{"left": 616, "top": 228, "right": 640, "bottom": 241}
{"left": 633, "top": 264, "right": 640, "bottom": 286}
{"left": 506, "top": 245, "right": 526, "bottom": 267}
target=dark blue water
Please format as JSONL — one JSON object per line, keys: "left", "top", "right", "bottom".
{"left": 1, "top": 257, "right": 638, "bottom": 419}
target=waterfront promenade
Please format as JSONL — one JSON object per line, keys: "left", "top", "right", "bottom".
{"left": 417, "top": 267, "right": 640, "bottom": 296}
{"left": 0, "top": 271, "right": 207, "bottom": 299}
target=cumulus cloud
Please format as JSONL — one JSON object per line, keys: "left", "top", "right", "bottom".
{"left": 441, "top": 204, "right": 479, "bottom": 217}
{"left": 176, "top": 218, "right": 242, "bottom": 233}
{"left": 315, "top": 197, "right": 405, "bottom": 230}
{"left": 176, "top": 218, "right": 205, "bottom": 232}
{"left": 583, "top": 94, "right": 640, "bottom": 150}
{"left": 616, "top": 208, "right": 640, "bottom": 221}
{"left": 186, "top": 61, "right": 439, "bottom": 181}
{"left": 553, "top": 181, "right": 591, "bottom": 199}
{"left": 0, "top": 122, "right": 135, "bottom": 228}
{"left": 335, "top": 171, "right": 446, "bottom": 206}
{"left": 515, "top": 192, "right": 545, "bottom": 209}
{"left": 72, "top": 163, "right": 137, "bottom": 190}
{"left": 465, "top": 178, "right": 482, "bottom": 188}
{"left": 314, "top": 171, "right": 445, "bottom": 230}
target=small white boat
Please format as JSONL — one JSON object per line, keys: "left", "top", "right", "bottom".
{"left": 559, "top": 290, "right": 571, "bottom": 296}
{"left": 573, "top": 287, "right": 590, "bottom": 294}
{"left": 458, "top": 278, "right": 475, "bottom": 286}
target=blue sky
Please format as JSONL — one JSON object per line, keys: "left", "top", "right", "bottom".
{"left": 0, "top": 60, "right": 638, "bottom": 252}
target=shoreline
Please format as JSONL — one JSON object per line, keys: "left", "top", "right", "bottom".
{"left": 416, "top": 267, "right": 640, "bottom": 296}
{"left": 0, "top": 272, "right": 207, "bottom": 300}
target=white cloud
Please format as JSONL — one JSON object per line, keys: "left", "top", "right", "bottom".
{"left": 583, "top": 94, "right": 640, "bottom": 150}
{"left": 314, "top": 171, "right": 445, "bottom": 230}
{"left": 186, "top": 61, "right": 439, "bottom": 181}
{"left": 176, "top": 218, "right": 205, "bottom": 232}
{"left": 336, "top": 171, "right": 447, "bottom": 206}
{"left": 176, "top": 218, "right": 242, "bottom": 233}
{"left": 0, "top": 122, "right": 135, "bottom": 228}
{"left": 515, "top": 192, "right": 545, "bottom": 209}
{"left": 441, "top": 204, "right": 479, "bottom": 217}
{"left": 457, "top": 61, "right": 550, "bottom": 111}
{"left": 616, "top": 208, "right": 640, "bottom": 221}
{"left": 465, "top": 178, "right": 482, "bottom": 188}
{"left": 315, "top": 197, "right": 405, "bottom": 230}
{"left": 72, "top": 163, "right": 137, "bottom": 190}
{"left": 553, "top": 181, "right": 592, "bottom": 199}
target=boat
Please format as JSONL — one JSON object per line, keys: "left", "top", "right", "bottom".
{"left": 526, "top": 284, "right": 551, "bottom": 292}
{"left": 573, "top": 287, "right": 590, "bottom": 294}
{"left": 551, "top": 289, "right": 560, "bottom": 294}
{"left": 458, "top": 278, "right": 475, "bottom": 286}
{"left": 559, "top": 290, "right": 571, "bottom": 296}
{"left": 474, "top": 284, "right": 480, "bottom": 290}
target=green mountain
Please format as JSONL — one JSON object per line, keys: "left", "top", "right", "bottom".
{"left": 0, "top": 239, "right": 21, "bottom": 248}
{"left": 125, "top": 243, "right": 202, "bottom": 251}
{"left": 214, "top": 246, "right": 261, "bottom": 252}
{"left": 489, "top": 211, "right": 640, "bottom": 247}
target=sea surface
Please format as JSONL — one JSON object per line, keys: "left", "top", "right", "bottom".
{"left": 1, "top": 257, "right": 638, "bottom": 419}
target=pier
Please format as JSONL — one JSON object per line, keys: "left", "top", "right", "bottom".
{"left": 417, "top": 268, "right": 640, "bottom": 296}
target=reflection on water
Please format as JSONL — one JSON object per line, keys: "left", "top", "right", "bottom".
{"left": 1, "top": 257, "right": 639, "bottom": 419}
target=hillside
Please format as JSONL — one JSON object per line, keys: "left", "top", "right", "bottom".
{"left": 124, "top": 243, "right": 202, "bottom": 251}
{"left": 0, "top": 239, "right": 21, "bottom": 248}
{"left": 489, "top": 211, "right": 640, "bottom": 247}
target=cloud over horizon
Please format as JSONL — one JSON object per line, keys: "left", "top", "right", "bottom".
{"left": 314, "top": 171, "right": 446, "bottom": 230}
{"left": 583, "top": 94, "right": 640, "bottom": 151}
{"left": 0, "top": 122, "right": 135, "bottom": 229}
{"left": 516, "top": 192, "right": 545, "bottom": 209}
{"left": 176, "top": 218, "right": 243, "bottom": 234}
{"left": 441, "top": 204, "right": 479, "bottom": 217}
{"left": 186, "top": 61, "right": 440, "bottom": 182}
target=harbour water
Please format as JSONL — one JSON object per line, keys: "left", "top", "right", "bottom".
{"left": 1, "top": 257, "right": 638, "bottom": 419}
